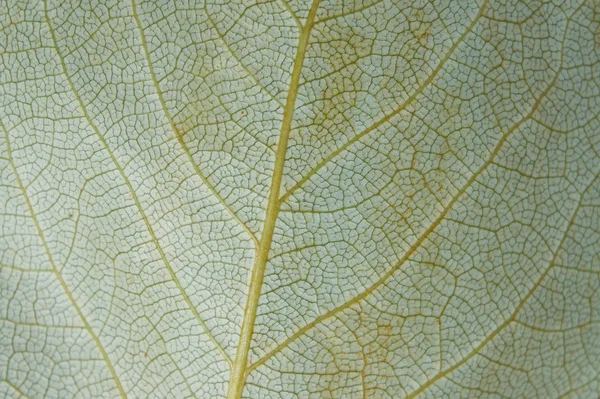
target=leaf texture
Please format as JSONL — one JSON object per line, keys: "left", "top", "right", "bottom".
{"left": 1, "top": 0, "right": 599, "bottom": 398}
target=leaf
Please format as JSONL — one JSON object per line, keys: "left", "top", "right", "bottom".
{"left": 1, "top": 0, "right": 599, "bottom": 398}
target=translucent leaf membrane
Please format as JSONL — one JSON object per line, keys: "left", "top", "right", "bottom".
{"left": 0, "top": 0, "right": 599, "bottom": 398}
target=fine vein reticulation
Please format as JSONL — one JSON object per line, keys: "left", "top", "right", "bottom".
{"left": 1, "top": 0, "right": 599, "bottom": 398}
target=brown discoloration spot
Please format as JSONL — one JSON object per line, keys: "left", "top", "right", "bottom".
{"left": 407, "top": 6, "right": 433, "bottom": 47}
{"left": 404, "top": 202, "right": 415, "bottom": 218}
{"left": 417, "top": 31, "right": 430, "bottom": 45}
{"left": 174, "top": 120, "right": 193, "bottom": 138}
{"left": 377, "top": 325, "right": 393, "bottom": 335}
{"left": 311, "top": 17, "right": 374, "bottom": 148}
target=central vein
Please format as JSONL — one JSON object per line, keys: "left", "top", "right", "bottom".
{"left": 226, "top": 1, "right": 321, "bottom": 397}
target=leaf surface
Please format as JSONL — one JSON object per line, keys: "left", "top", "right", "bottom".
{"left": 1, "top": 0, "right": 599, "bottom": 398}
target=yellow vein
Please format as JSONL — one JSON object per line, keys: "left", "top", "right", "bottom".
{"left": 204, "top": 2, "right": 285, "bottom": 108}
{"left": 44, "top": 1, "right": 232, "bottom": 366}
{"left": 1, "top": 118, "right": 127, "bottom": 399}
{"left": 248, "top": 73, "right": 559, "bottom": 373}
{"left": 279, "top": 0, "right": 489, "bottom": 205}
{"left": 132, "top": 0, "right": 260, "bottom": 249}
{"left": 3, "top": 380, "right": 31, "bottom": 399}
{"left": 404, "top": 172, "right": 600, "bottom": 399}
{"left": 226, "top": 1, "right": 321, "bottom": 397}
{"left": 277, "top": 0, "right": 302, "bottom": 29}
{"left": 513, "top": 320, "right": 600, "bottom": 334}
{"left": 0, "top": 263, "right": 52, "bottom": 273}
{"left": 1, "top": 320, "right": 86, "bottom": 329}
{"left": 558, "top": 372, "right": 600, "bottom": 399}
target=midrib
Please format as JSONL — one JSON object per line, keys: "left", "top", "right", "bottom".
{"left": 226, "top": 1, "right": 321, "bottom": 397}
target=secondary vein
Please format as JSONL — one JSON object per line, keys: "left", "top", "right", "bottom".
{"left": 131, "top": 0, "right": 260, "bottom": 250}
{"left": 1, "top": 118, "right": 127, "bottom": 399}
{"left": 44, "top": 0, "right": 231, "bottom": 367}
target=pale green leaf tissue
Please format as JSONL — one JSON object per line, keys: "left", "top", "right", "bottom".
{"left": 1, "top": 0, "right": 599, "bottom": 397}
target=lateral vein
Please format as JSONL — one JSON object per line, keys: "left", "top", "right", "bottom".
{"left": 132, "top": 0, "right": 260, "bottom": 250}
{"left": 44, "top": 1, "right": 232, "bottom": 367}
{"left": 1, "top": 118, "right": 127, "bottom": 399}
{"left": 279, "top": 0, "right": 490, "bottom": 205}
{"left": 249, "top": 67, "right": 561, "bottom": 374}
{"left": 405, "top": 172, "right": 600, "bottom": 399}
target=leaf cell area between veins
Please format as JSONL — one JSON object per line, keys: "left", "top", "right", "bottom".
{"left": 1, "top": 0, "right": 599, "bottom": 398}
